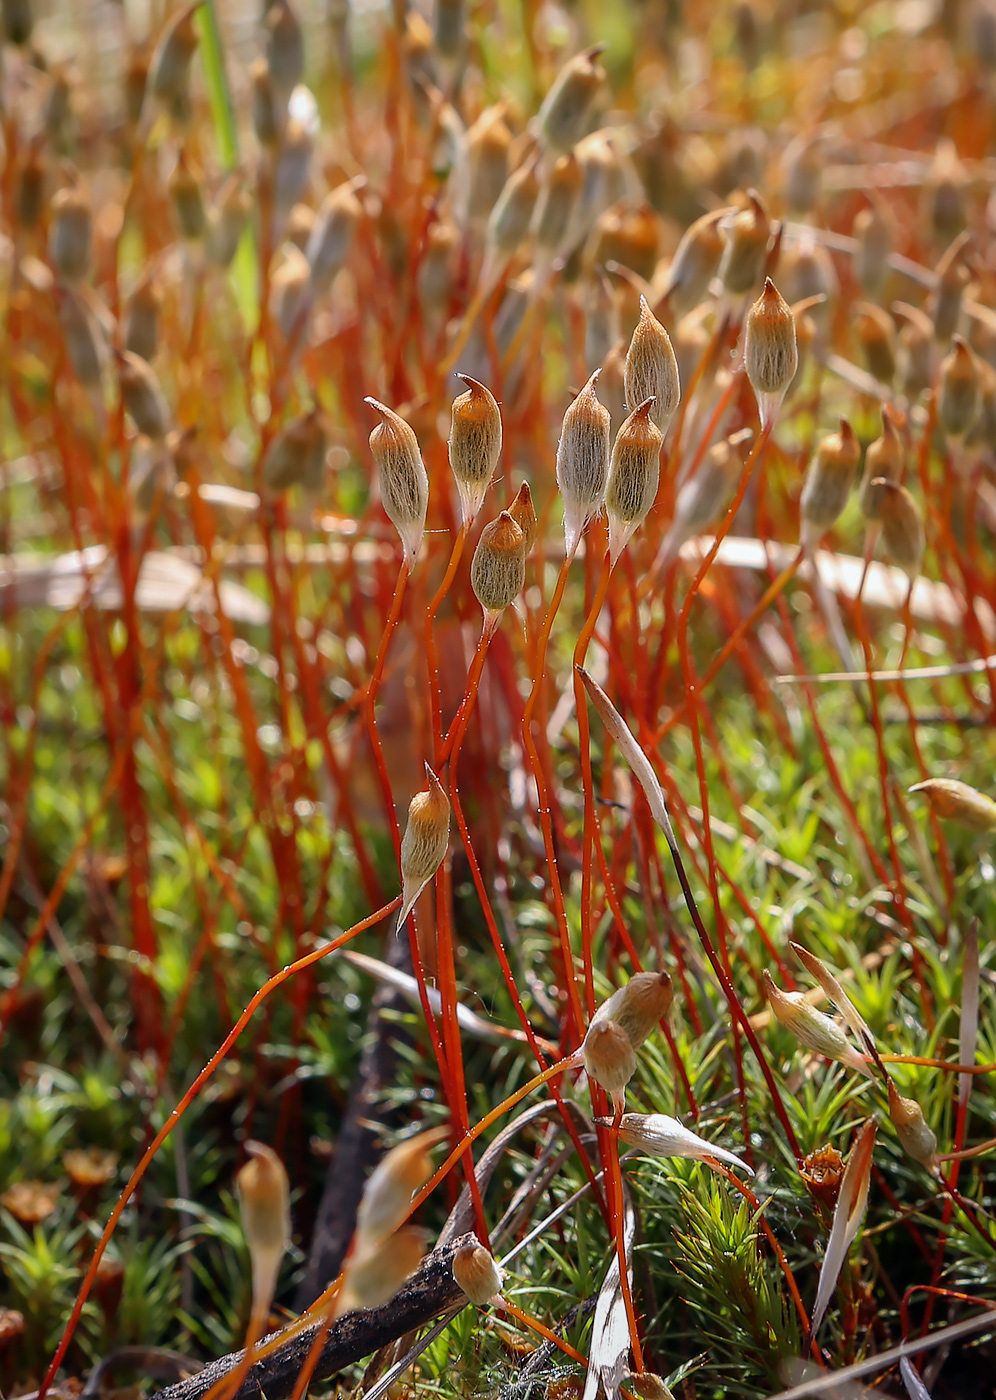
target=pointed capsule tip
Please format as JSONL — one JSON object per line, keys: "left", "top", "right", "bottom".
{"left": 583, "top": 367, "right": 602, "bottom": 391}
{"left": 395, "top": 895, "right": 415, "bottom": 935}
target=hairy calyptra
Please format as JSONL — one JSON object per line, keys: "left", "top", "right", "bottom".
{"left": 887, "top": 1082, "right": 938, "bottom": 1170}
{"left": 355, "top": 1126, "right": 449, "bottom": 1250}
{"left": 718, "top": 190, "right": 770, "bottom": 297}
{"left": 397, "top": 766, "right": 451, "bottom": 931}
{"left": 799, "top": 419, "right": 860, "bottom": 548}
{"left": 536, "top": 44, "right": 606, "bottom": 154}
{"left": 448, "top": 375, "right": 502, "bottom": 525}
{"left": 335, "top": 1225, "right": 426, "bottom": 1317}
{"left": 452, "top": 1241, "right": 507, "bottom": 1306}
{"left": 236, "top": 1142, "right": 291, "bottom": 1320}
{"left": 116, "top": 350, "right": 172, "bottom": 441}
{"left": 763, "top": 970, "right": 873, "bottom": 1078}
{"left": 876, "top": 479, "right": 925, "bottom": 578}
{"left": 508, "top": 480, "right": 538, "bottom": 555}
{"left": 605, "top": 398, "right": 664, "bottom": 563}
{"left": 858, "top": 405, "right": 904, "bottom": 521}
{"left": 307, "top": 176, "right": 365, "bottom": 294}
{"left": 624, "top": 297, "right": 680, "bottom": 436}
{"left": 470, "top": 510, "right": 526, "bottom": 629}
{"left": 938, "top": 335, "right": 982, "bottom": 440}
{"left": 365, "top": 397, "right": 430, "bottom": 569}
{"left": 556, "top": 370, "right": 611, "bottom": 557}
{"left": 743, "top": 278, "right": 798, "bottom": 427}
{"left": 581, "top": 1018, "right": 636, "bottom": 1112}
{"left": 656, "top": 208, "right": 729, "bottom": 316}
{"left": 49, "top": 178, "right": 92, "bottom": 284}
{"left": 262, "top": 409, "right": 327, "bottom": 493}
{"left": 589, "top": 970, "right": 673, "bottom": 1052}
{"left": 909, "top": 777, "right": 996, "bottom": 831}
{"left": 598, "top": 1113, "right": 753, "bottom": 1173}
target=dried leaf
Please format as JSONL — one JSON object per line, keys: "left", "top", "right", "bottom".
{"left": 899, "top": 1356, "right": 934, "bottom": 1400}
{"left": 581, "top": 1162, "right": 636, "bottom": 1400}
{"left": 577, "top": 666, "right": 677, "bottom": 850}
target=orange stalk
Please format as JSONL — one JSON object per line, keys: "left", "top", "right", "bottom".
{"left": 520, "top": 554, "right": 587, "bottom": 1041}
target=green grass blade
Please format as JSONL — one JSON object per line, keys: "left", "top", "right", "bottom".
{"left": 196, "top": 1, "right": 239, "bottom": 172}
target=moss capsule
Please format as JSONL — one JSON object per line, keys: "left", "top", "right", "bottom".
{"left": 625, "top": 296, "right": 680, "bottom": 436}
{"left": 799, "top": 419, "right": 860, "bottom": 547}
{"left": 470, "top": 510, "right": 526, "bottom": 625}
{"left": 448, "top": 375, "right": 502, "bottom": 525}
{"left": 556, "top": 370, "right": 611, "bottom": 557}
{"left": 397, "top": 767, "right": 450, "bottom": 930}
{"left": 605, "top": 398, "right": 663, "bottom": 562}
{"left": 366, "top": 397, "right": 430, "bottom": 569}
{"left": 536, "top": 45, "right": 606, "bottom": 154}
{"left": 743, "top": 277, "right": 798, "bottom": 426}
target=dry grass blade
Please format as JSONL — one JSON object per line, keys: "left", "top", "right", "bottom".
{"left": 676, "top": 537, "right": 995, "bottom": 637}
{"left": 341, "top": 950, "right": 555, "bottom": 1052}
{"left": 773, "top": 656, "right": 996, "bottom": 684}
{"left": 808, "top": 1119, "right": 877, "bottom": 1342}
{"left": 580, "top": 1167, "right": 636, "bottom": 1400}
{"left": 576, "top": 666, "right": 677, "bottom": 848}
{"left": 437, "top": 1100, "right": 567, "bottom": 1248}
{"left": 899, "top": 1355, "right": 934, "bottom": 1400}
{"left": 777, "top": 1358, "right": 878, "bottom": 1400}
{"left": 767, "top": 1312, "right": 996, "bottom": 1400}
{"left": 959, "top": 923, "right": 980, "bottom": 1113}
{"left": 195, "top": 483, "right": 260, "bottom": 514}
{"left": 358, "top": 1308, "right": 465, "bottom": 1400}
{"left": 0, "top": 548, "right": 270, "bottom": 623}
